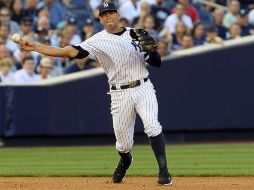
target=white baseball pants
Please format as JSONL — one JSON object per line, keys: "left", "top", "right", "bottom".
{"left": 109, "top": 79, "right": 162, "bottom": 153}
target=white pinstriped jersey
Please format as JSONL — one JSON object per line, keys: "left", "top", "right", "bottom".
{"left": 76, "top": 27, "right": 149, "bottom": 85}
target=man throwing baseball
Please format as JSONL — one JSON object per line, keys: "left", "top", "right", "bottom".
{"left": 14, "top": 2, "right": 172, "bottom": 185}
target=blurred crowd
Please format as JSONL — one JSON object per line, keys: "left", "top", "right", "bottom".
{"left": 0, "top": 0, "right": 254, "bottom": 84}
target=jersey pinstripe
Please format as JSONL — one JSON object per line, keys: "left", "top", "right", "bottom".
{"left": 76, "top": 27, "right": 149, "bottom": 85}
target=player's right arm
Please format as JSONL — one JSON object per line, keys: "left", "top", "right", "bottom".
{"left": 18, "top": 39, "right": 79, "bottom": 58}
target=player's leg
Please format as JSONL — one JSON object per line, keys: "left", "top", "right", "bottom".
{"left": 150, "top": 133, "right": 172, "bottom": 185}
{"left": 134, "top": 81, "right": 172, "bottom": 185}
{"left": 110, "top": 90, "right": 136, "bottom": 183}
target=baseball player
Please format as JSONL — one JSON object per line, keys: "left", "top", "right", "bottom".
{"left": 14, "top": 2, "right": 172, "bottom": 185}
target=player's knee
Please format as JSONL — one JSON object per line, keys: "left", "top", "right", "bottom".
{"left": 144, "top": 123, "right": 162, "bottom": 137}
{"left": 116, "top": 141, "right": 133, "bottom": 153}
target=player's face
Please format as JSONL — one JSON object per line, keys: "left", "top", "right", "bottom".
{"left": 99, "top": 11, "right": 120, "bottom": 32}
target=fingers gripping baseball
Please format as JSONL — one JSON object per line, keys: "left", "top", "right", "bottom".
{"left": 130, "top": 28, "right": 157, "bottom": 52}
{"left": 11, "top": 33, "right": 36, "bottom": 51}
{"left": 20, "top": 40, "right": 36, "bottom": 51}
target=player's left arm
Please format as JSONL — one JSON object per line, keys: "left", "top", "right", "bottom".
{"left": 144, "top": 51, "right": 161, "bottom": 67}
{"left": 130, "top": 28, "right": 161, "bottom": 67}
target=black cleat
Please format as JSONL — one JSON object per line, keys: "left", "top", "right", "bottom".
{"left": 157, "top": 170, "right": 173, "bottom": 185}
{"left": 112, "top": 154, "right": 132, "bottom": 183}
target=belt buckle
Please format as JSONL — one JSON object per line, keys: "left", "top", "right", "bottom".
{"left": 128, "top": 81, "right": 137, "bottom": 88}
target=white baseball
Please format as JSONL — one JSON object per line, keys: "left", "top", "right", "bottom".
{"left": 12, "top": 33, "right": 21, "bottom": 42}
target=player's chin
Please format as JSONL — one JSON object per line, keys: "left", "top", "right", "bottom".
{"left": 106, "top": 22, "right": 114, "bottom": 27}
{"left": 106, "top": 24, "right": 116, "bottom": 31}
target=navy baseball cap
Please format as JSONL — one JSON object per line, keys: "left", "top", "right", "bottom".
{"left": 98, "top": 2, "right": 117, "bottom": 16}
{"left": 68, "top": 17, "right": 77, "bottom": 25}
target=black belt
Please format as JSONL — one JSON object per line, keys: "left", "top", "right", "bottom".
{"left": 111, "top": 78, "right": 148, "bottom": 90}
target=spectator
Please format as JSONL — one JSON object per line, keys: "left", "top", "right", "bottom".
{"left": 0, "top": 57, "right": 15, "bottom": 83}
{"left": 205, "top": 26, "right": 223, "bottom": 44}
{"left": 216, "top": 0, "right": 227, "bottom": 6}
{"left": 0, "top": 44, "right": 13, "bottom": 62}
{"left": 142, "top": 15, "right": 160, "bottom": 42}
{"left": 199, "top": 2, "right": 215, "bottom": 28}
{"left": 88, "top": 0, "right": 103, "bottom": 11}
{"left": 48, "top": 56, "right": 63, "bottom": 77}
{"left": 0, "top": 0, "right": 12, "bottom": 9}
{"left": 10, "top": 0, "right": 27, "bottom": 24}
{"left": 35, "top": 28, "right": 50, "bottom": 44}
{"left": 38, "top": 56, "right": 53, "bottom": 79}
{"left": 181, "top": 34, "right": 193, "bottom": 49}
{"left": 36, "top": 15, "right": 58, "bottom": 46}
{"left": 156, "top": 40, "right": 170, "bottom": 57}
{"left": 23, "top": 0, "right": 39, "bottom": 19}
{"left": 37, "top": 15, "right": 50, "bottom": 31}
{"left": 117, "top": 0, "right": 127, "bottom": 7}
{"left": 239, "top": 0, "right": 254, "bottom": 11}
{"left": 18, "top": 17, "right": 36, "bottom": 38}
{"left": 119, "top": 17, "right": 130, "bottom": 28}
{"left": 158, "top": 27, "right": 173, "bottom": 49}
{"left": 59, "top": 28, "right": 73, "bottom": 47}
{"left": 119, "top": 0, "right": 141, "bottom": 24}
{"left": 80, "top": 18, "right": 97, "bottom": 41}
{"left": 0, "top": 44, "right": 19, "bottom": 72}
{"left": 238, "top": 9, "right": 252, "bottom": 36}
{"left": 164, "top": 3, "right": 193, "bottom": 34}
{"left": 227, "top": 22, "right": 242, "bottom": 39}
{"left": 65, "top": 17, "right": 82, "bottom": 44}
{"left": 91, "top": 7, "right": 104, "bottom": 32}
{"left": 249, "top": 8, "right": 254, "bottom": 25}
{"left": 133, "top": 2, "right": 151, "bottom": 28}
{"left": 39, "top": 0, "right": 67, "bottom": 29}
{"left": 151, "top": 0, "right": 169, "bottom": 31}
{"left": 192, "top": 22, "right": 206, "bottom": 46}
{"left": 64, "top": 58, "right": 98, "bottom": 74}
{"left": 0, "top": 22, "right": 20, "bottom": 55}
{"left": 171, "top": 20, "right": 189, "bottom": 50}
{"left": 141, "top": 0, "right": 156, "bottom": 5}
{"left": 0, "top": 7, "right": 20, "bottom": 34}
{"left": 203, "top": 0, "right": 216, "bottom": 13}
{"left": 171, "top": 0, "right": 200, "bottom": 23}
{"left": 13, "top": 48, "right": 33, "bottom": 70}
{"left": 14, "top": 56, "right": 41, "bottom": 83}
{"left": 213, "top": 8, "right": 228, "bottom": 39}
{"left": 223, "top": 0, "right": 240, "bottom": 28}
{"left": 37, "top": 6, "right": 50, "bottom": 20}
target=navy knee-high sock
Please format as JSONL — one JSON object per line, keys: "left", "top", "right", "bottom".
{"left": 149, "top": 132, "right": 168, "bottom": 171}
{"left": 118, "top": 152, "right": 131, "bottom": 161}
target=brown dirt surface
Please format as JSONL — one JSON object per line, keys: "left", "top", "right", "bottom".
{"left": 0, "top": 177, "right": 253, "bottom": 190}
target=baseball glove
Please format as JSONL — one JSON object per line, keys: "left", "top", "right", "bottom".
{"left": 130, "top": 28, "right": 157, "bottom": 52}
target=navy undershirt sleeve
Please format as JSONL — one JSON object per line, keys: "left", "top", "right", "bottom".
{"left": 71, "top": 45, "right": 90, "bottom": 59}
{"left": 145, "top": 51, "right": 162, "bottom": 67}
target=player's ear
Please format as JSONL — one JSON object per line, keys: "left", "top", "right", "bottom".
{"left": 98, "top": 16, "right": 102, "bottom": 23}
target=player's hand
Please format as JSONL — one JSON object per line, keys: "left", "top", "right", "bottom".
{"left": 19, "top": 39, "right": 36, "bottom": 51}
{"left": 11, "top": 34, "right": 36, "bottom": 51}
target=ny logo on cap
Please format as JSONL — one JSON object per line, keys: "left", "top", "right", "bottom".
{"left": 104, "top": 2, "right": 109, "bottom": 7}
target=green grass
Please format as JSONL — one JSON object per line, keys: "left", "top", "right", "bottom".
{"left": 0, "top": 143, "right": 254, "bottom": 176}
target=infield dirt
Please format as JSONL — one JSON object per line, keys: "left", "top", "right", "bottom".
{"left": 0, "top": 177, "right": 253, "bottom": 190}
